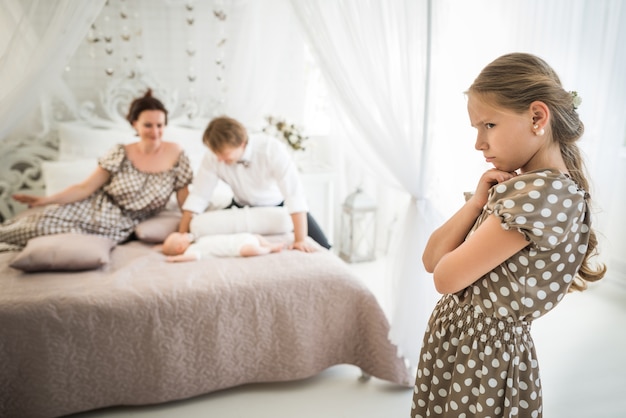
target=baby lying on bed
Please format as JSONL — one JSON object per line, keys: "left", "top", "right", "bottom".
{"left": 161, "top": 232, "right": 284, "bottom": 262}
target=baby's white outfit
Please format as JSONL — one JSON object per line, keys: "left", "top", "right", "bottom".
{"left": 185, "top": 233, "right": 259, "bottom": 259}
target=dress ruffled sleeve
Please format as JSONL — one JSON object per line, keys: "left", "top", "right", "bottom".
{"left": 97, "top": 144, "right": 126, "bottom": 174}
{"left": 485, "top": 171, "right": 587, "bottom": 251}
{"left": 172, "top": 151, "right": 193, "bottom": 190}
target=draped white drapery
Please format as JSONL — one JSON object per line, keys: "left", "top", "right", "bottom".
{"left": 292, "top": 0, "right": 626, "bottom": 368}
{"left": 223, "top": 0, "right": 308, "bottom": 130}
{"left": 291, "top": 0, "right": 441, "bottom": 367}
{"left": 0, "top": 0, "right": 106, "bottom": 142}
{"left": 0, "top": 0, "right": 307, "bottom": 138}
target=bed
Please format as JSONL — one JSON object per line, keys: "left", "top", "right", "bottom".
{"left": 0, "top": 118, "right": 411, "bottom": 417}
{"left": 0, "top": 235, "right": 411, "bottom": 418}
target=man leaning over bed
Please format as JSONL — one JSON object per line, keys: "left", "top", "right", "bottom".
{"left": 174, "top": 116, "right": 331, "bottom": 253}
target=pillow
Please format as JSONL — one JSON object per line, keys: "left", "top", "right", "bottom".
{"left": 164, "top": 180, "right": 234, "bottom": 212}
{"left": 10, "top": 233, "right": 116, "bottom": 272}
{"left": 163, "top": 124, "right": 208, "bottom": 172}
{"left": 134, "top": 210, "right": 182, "bottom": 243}
{"left": 57, "top": 121, "right": 208, "bottom": 172}
{"left": 190, "top": 206, "right": 292, "bottom": 237}
{"left": 204, "top": 180, "right": 234, "bottom": 210}
{"left": 41, "top": 159, "right": 98, "bottom": 196}
{"left": 58, "top": 122, "right": 135, "bottom": 161}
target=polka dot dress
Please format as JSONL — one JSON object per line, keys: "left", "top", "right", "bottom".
{"left": 0, "top": 144, "right": 193, "bottom": 247}
{"left": 411, "top": 169, "right": 591, "bottom": 418}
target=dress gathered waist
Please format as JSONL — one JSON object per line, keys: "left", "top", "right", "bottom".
{"left": 434, "top": 295, "right": 532, "bottom": 347}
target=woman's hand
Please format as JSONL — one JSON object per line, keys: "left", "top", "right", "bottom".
{"left": 12, "top": 194, "right": 48, "bottom": 208}
{"left": 468, "top": 169, "right": 517, "bottom": 210}
{"left": 13, "top": 166, "right": 111, "bottom": 210}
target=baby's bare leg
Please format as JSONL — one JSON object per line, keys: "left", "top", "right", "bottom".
{"left": 239, "top": 244, "right": 271, "bottom": 257}
{"left": 255, "top": 234, "right": 284, "bottom": 253}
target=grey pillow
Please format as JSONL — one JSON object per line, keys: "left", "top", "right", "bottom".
{"left": 10, "top": 233, "right": 115, "bottom": 272}
{"left": 134, "top": 210, "right": 181, "bottom": 243}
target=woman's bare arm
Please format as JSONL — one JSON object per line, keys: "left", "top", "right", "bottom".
{"left": 13, "top": 166, "right": 111, "bottom": 207}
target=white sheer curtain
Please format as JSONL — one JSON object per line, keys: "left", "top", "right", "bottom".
{"left": 292, "top": 0, "right": 626, "bottom": 369}
{"left": 0, "top": 0, "right": 105, "bottom": 142}
{"left": 223, "top": 0, "right": 308, "bottom": 130}
{"left": 291, "top": 0, "right": 441, "bottom": 368}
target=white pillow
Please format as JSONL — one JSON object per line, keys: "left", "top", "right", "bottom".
{"left": 165, "top": 180, "right": 233, "bottom": 212}
{"left": 205, "top": 180, "right": 234, "bottom": 210}
{"left": 163, "top": 124, "right": 208, "bottom": 172}
{"left": 58, "top": 122, "right": 134, "bottom": 161}
{"left": 41, "top": 159, "right": 98, "bottom": 196}
{"left": 58, "top": 122, "right": 208, "bottom": 170}
{"left": 190, "top": 206, "right": 292, "bottom": 237}
{"left": 162, "top": 124, "right": 233, "bottom": 210}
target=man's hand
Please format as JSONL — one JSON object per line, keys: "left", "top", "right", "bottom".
{"left": 290, "top": 240, "right": 317, "bottom": 253}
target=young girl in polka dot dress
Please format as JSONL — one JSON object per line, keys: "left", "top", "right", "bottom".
{"left": 411, "top": 53, "right": 606, "bottom": 418}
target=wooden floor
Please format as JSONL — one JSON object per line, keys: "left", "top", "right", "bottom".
{"left": 69, "top": 259, "right": 626, "bottom": 418}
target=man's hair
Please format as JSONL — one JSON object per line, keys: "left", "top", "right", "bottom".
{"left": 203, "top": 116, "right": 247, "bottom": 153}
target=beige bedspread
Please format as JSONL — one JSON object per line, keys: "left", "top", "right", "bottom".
{"left": 0, "top": 240, "right": 410, "bottom": 418}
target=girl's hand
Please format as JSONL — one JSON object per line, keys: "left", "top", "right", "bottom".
{"left": 12, "top": 194, "right": 47, "bottom": 207}
{"left": 468, "top": 169, "right": 517, "bottom": 210}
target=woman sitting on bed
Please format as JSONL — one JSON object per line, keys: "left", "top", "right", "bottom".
{"left": 0, "top": 89, "right": 193, "bottom": 248}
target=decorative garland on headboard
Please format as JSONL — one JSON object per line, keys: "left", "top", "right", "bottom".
{"left": 80, "top": 73, "right": 178, "bottom": 128}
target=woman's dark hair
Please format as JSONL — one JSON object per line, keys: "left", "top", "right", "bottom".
{"left": 126, "top": 89, "right": 168, "bottom": 125}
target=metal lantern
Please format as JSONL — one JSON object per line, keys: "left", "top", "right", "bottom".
{"left": 339, "top": 188, "right": 377, "bottom": 263}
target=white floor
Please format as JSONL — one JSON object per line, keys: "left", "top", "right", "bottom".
{"left": 69, "top": 257, "right": 626, "bottom": 418}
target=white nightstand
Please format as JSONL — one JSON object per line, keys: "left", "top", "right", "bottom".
{"left": 299, "top": 162, "right": 335, "bottom": 245}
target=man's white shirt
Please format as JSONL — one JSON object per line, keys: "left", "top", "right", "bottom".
{"left": 182, "top": 133, "right": 309, "bottom": 214}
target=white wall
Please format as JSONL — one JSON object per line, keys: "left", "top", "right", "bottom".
{"left": 605, "top": 152, "right": 626, "bottom": 282}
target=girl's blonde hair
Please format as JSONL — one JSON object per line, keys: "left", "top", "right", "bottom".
{"left": 468, "top": 52, "right": 606, "bottom": 291}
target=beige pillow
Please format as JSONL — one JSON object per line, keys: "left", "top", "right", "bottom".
{"left": 10, "top": 233, "right": 115, "bottom": 272}
{"left": 134, "top": 210, "right": 182, "bottom": 243}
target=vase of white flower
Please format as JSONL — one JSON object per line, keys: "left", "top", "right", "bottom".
{"left": 263, "top": 115, "right": 308, "bottom": 152}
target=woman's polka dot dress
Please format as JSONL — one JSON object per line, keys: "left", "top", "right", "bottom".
{"left": 411, "top": 169, "right": 591, "bottom": 418}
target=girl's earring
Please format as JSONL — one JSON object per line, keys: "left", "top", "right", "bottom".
{"left": 533, "top": 124, "right": 545, "bottom": 136}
